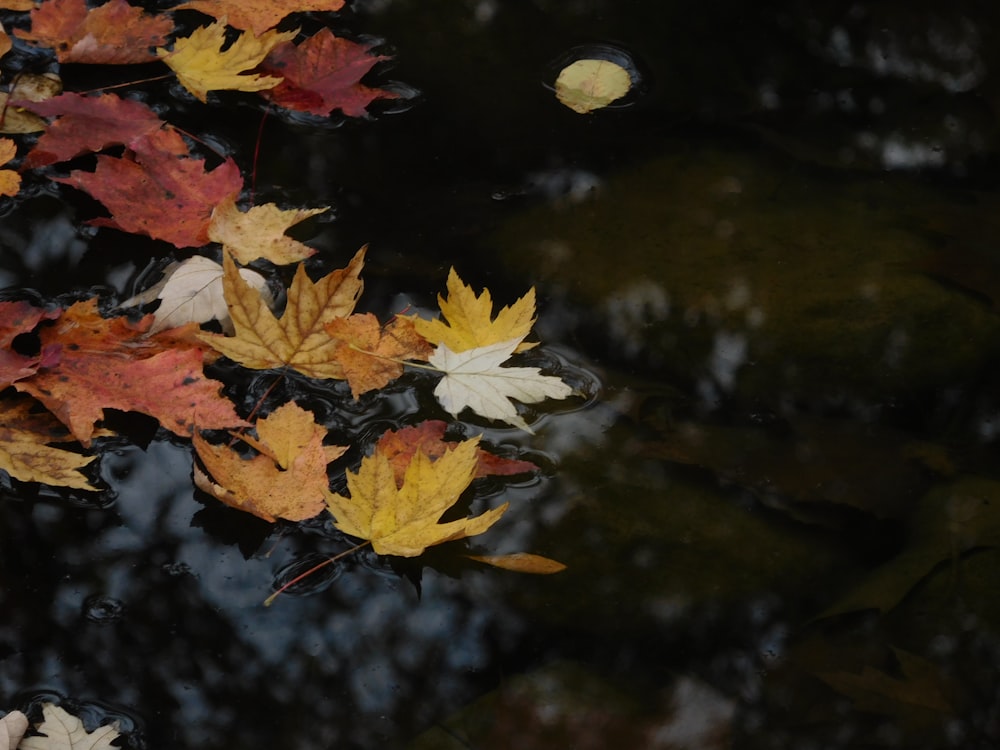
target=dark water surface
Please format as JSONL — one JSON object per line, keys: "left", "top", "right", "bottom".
{"left": 4, "top": 1, "right": 1000, "bottom": 748}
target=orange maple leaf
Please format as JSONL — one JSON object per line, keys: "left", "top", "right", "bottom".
{"left": 325, "top": 313, "right": 432, "bottom": 397}
{"left": 55, "top": 129, "right": 243, "bottom": 248}
{"left": 16, "top": 0, "right": 174, "bottom": 64}
{"left": 14, "top": 299, "right": 248, "bottom": 446}
{"left": 175, "top": 0, "right": 345, "bottom": 37}
{"left": 193, "top": 401, "right": 346, "bottom": 522}
{"left": 0, "top": 138, "right": 20, "bottom": 198}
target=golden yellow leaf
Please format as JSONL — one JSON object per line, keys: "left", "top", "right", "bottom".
{"left": 193, "top": 401, "right": 346, "bottom": 522}
{"left": 0, "top": 396, "right": 97, "bottom": 491}
{"left": 0, "top": 137, "right": 20, "bottom": 197}
{"left": 208, "top": 195, "right": 328, "bottom": 265}
{"left": 410, "top": 267, "right": 536, "bottom": 353}
{"left": 156, "top": 20, "right": 295, "bottom": 102}
{"left": 555, "top": 58, "right": 632, "bottom": 114}
{"left": 325, "top": 436, "right": 508, "bottom": 557}
{"left": 199, "top": 247, "right": 365, "bottom": 379}
{"left": 466, "top": 552, "right": 567, "bottom": 574}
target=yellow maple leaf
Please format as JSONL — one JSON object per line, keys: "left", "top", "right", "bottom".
{"left": 411, "top": 268, "right": 536, "bottom": 353}
{"left": 0, "top": 395, "right": 97, "bottom": 490}
{"left": 325, "top": 436, "right": 508, "bottom": 557}
{"left": 193, "top": 401, "right": 347, "bottom": 522}
{"left": 199, "top": 247, "right": 365, "bottom": 379}
{"left": 0, "top": 138, "right": 21, "bottom": 198}
{"left": 157, "top": 20, "right": 296, "bottom": 102}
{"left": 208, "top": 195, "right": 328, "bottom": 265}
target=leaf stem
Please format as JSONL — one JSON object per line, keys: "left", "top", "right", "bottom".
{"left": 263, "top": 540, "right": 371, "bottom": 607}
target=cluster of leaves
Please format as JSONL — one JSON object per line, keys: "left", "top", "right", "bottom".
{"left": 0, "top": 0, "right": 574, "bottom": 592}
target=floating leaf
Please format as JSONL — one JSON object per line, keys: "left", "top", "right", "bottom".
{"left": 207, "top": 195, "right": 327, "bottom": 265}
{"left": 555, "top": 58, "right": 632, "bottom": 114}
{"left": 18, "top": 703, "right": 119, "bottom": 750}
{"left": 174, "top": 0, "right": 345, "bottom": 37}
{"left": 467, "top": 552, "right": 566, "bottom": 574}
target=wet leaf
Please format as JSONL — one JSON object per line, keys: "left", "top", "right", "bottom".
{"left": 0, "top": 138, "right": 19, "bottom": 197}
{"left": 375, "top": 420, "right": 537, "bottom": 484}
{"left": 467, "top": 553, "right": 566, "bottom": 574}
{"left": 15, "top": 299, "right": 248, "bottom": 446}
{"left": 194, "top": 401, "right": 346, "bottom": 522}
{"left": 207, "top": 195, "right": 328, "bottom": 265}
{"left": 259, "top": 28, "right": 397, "bottom": 117}
{"left": 555, "top": 58, "right": 631, "bottom": 114}
{"left": 19, "top": 93, "right": 165, "bottom": 168}
{"left": 0, "top": 23, "right": 11, "bottom": 61}
{"left": 157, "top": 21, "right": 295, "bottom": 102}
{"left": 15, "top": 0, "right": 173, "bottom": 64}
{"left": 324, "top": 312, "right": 432, "bottom": 397}
{"left": 0, "top": 300, "right": 60, "bottom": 388}
{"left": 18, "top": 703, "right": 118, "bottom": 750}
{"left": 820, "top": 477, "right": 1000, "bottom": 618}
{"left": 817, "top": 648, "right": 951, "bottom": 716}
{"left": 0, "top": 73, "right": 63, "bottom": 133}
{"left": 175, "top": 0, "right": 345, "bottom": 37}
{"left": 120, "top": 255, "right": 271, "bottom": 334}
{"left": 56, "top": 129, "right": 243, "bottom": 247}
{"left": 411, "top": 267, "right": 536, "bottom": 353}
{"left": 325, "top": 436, "right": 508, "bottom": 557}
{"left": 0, "top": 711, "right": 26, "bottom": 750}
{"left": 0, "top": 395, "right": 97, "bottom": 489}
{"left": 428, "top": 338, "right": 574, "bottom": 433}
{"left": 200, "top": 247, "right": 365, "bottom": 379}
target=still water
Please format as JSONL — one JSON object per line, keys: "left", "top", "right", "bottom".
{"left": 3, "top": 1, "right": 1000, "bottom": 748}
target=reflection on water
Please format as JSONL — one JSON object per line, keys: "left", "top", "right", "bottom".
{"left": 4, "top": 0, "right": 1000, "bottom": 748}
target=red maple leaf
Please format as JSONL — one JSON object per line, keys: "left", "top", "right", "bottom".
{"left": 376, "top": 420, "right": 537, "bottom": 486}
{"left": 14, "top": 299, "right": 248, "bottom": 446}
{"left": 55, "top": 129, "right": 243, "bottom": 248}
{"left": 0, "top": 300, "right": 60, "bottom": 388}
{"left": 15, "top": 0, "right": 174, "bottom": 64}
{"left": 19, "top": 93, "right": 167, "bottom": 168}
{"left": 259, "top": 29, "right": 398, "bottom": 118}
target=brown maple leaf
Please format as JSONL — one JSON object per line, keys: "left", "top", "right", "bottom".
{"left": 14, "top": 299, "right": 248, "bottom": 446}
{"left": 375, "top": 420, "right": 537, "bottom": 485}
{"left": 200, "top": 248, "right": 365, "bottom": 379}
{"left": 260, "top": 28, "right": 397, "bottom": 118}
{"left": 174, "top": 0, "right": 345, "bottom": 37}
{"left": 19, "top": 93, "right": 166, "bottom": 168}
{"left": 16, "top": 0, "right": 174, "bottom": 64}
{"left": 325, "top": 313, "right": 432, "bottom": 397}
{"left": 194, "top": 401, "right": 347, "bottom": 522}
{"left": 55, "top": 129, "right": 242, "bottom": 247}
{"left": 0, "top": 300, "right": 60, "bottom": 388}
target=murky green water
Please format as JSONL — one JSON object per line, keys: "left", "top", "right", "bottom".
{"left": 3, "top": 1, "right": 1000, "bottom": 748}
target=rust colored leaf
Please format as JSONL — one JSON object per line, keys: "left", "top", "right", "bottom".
{"left": 175, "top": 0, "right": 345, "bottom": 37}
{"left": 193, "top": 401, "right": 347, "bottom": 522}
{"left": 325, "top": 313, "right": 432, "bottom": 397}
{"left": 0, "top": 300, "right": 60, "bottom": 388}
{"left": 200, "top": 247, "right": 366, "bottom": 379}
{"left": 19, "top": 93, "right": 166, "bottom": 168}
{"left": 375, "top": 420, "right": 537, "bottom": 485}
{"left": 15, "top": 299, "right": 248, "bottom": 446}
{"left": 55, "top": 129, "right": 243, "bottom": 248}
{"left": 16, "top": 0, "right": 173, "bottom": 64}
{"left": 260, "top": 28, "right": 397, "bottom": 117}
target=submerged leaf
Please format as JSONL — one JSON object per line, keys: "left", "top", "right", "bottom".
{"left": 467, "top": 553, "right": 566, "bottom": 574}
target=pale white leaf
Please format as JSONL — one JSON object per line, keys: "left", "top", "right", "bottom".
{"left": 0, "top": 710, "right": 27, "bottom": 750}
{"left": 428, "top": 338, "right": 573, "bottom": 433}
{"left": 121, "top": 256, "right": 272, "bottom": 333}
{"left": 18, "top": 704, "right": 119, "bottom": 750}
